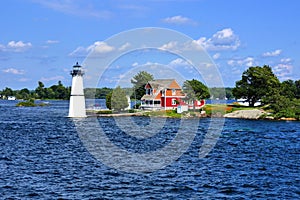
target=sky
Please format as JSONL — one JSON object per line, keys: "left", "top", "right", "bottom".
{"left": 0, "top": 0, "right": 300, "bottom": 90}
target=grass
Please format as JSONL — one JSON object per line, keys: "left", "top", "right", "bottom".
{"left": 142, "top": 109, "right": 182, "bottom": 118}
{"left": 16, "top": 99, "right": 49, "bottom": 107}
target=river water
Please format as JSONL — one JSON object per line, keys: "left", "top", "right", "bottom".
{"left": 0, "top": 100, "right": 299, "bottom": 199}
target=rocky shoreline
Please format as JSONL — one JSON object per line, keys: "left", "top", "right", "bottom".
{"left": 223, "top": 109, "right": 265, "bottom": 120}
{"left": 87, "top": 109, "right": 298, "bottom": 121}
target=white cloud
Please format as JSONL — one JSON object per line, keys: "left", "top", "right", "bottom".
{"left": 212, "top": 53, "right": 221, "bottom": 60}
{"left": 118, "top": 42, "right": 131, "bottom": 51}
{"left": 0, "top": 41, "right": 32, "bottom": 52}
{"left": 132, "top": 62, "right": 139, "bottom": 67}
{"left": 280, "top": 58, "right": 292, "bottom": 63}
{"left": 18, "top": 78, "right": 30, "bottom": 82}
{"left": 273, "top": 63, "right": 293, "bottom": 80}
{"left": 159, "top": 41, "right": 180, "bottom": 52}
{"left": 69, "top": 41, "right": 130, "bottom": 57}
{"left": 162, "top": 15, "right": 197, "bottom": 25}
{"left": 197, "top": 28, "right": 241, "bottom": 51}
{"left": 46, "top": 40, "right": 59, "bottom": 44}
{"left": 169, "top": 58, "right": 190, "bottom": 66}
{"left": 90, "top": 41, "right": 115, "bottom": 54}
{"left": 262, "top": 49, "right": 282, "bottom": 57}
{"left": 2, "top": 68, "right": 25, "bottom": 75}
{"left": 160, "top": 28, "right": 240, "bottom": 53}
{"left": 227, "top": 57, "right": 255, "bottom": 67}
{"left": 33, "top": 0, "right": 112, "bottom": 19}
{"left": 40, "top": 75, "right": 65, "bottom": 82}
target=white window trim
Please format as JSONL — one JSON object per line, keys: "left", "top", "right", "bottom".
{"left": 172, "top": 98, "right": 177, "bottom": 105}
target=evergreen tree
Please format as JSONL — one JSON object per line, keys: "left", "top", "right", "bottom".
{"left": 131, "top": 71, "right": 154, "bottom": 100}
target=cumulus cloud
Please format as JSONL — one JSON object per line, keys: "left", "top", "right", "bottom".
{"left": 169, "top": 58, "right": 190, "bottom": 66}
{"left": 0, "top": 41, "right": 32, "bottom": 52}
{"left": 159, "top": 41, "right": 180, "bottom": 52}
{"left": 196, "top": 28, "right": 241, "bottom": 51}
{"left": 273, "top": 63, "right": 293, "bottom": 80}
{"left": 280, "top": 58, "right": 292, "bottom": 63}
{"left": 159, "top": 28, "right": 240, "bottom": 52}
{"left": 262, "top": 49, "right": 282, "bottom": 57}
{"left": 2, "top": 68, "right": 25, "bottom": 75}
{"left": 227, "top": 57, "right": 256, "bottom": 67}
{"left": 69, "top": 41, "right": 130, "bottom": 57}
{"left": 162, "top": 15, "right": 197, "bottom": 25}
{"left": 90, "top": 41, "right": 115, "bottom": 54}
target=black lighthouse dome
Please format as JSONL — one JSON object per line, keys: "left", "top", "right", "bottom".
{"left": 71, "top": 62, "right": 84, "bottom": 76}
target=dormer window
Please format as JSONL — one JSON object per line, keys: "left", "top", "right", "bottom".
{"left": 172, "top": 89, "right": 176, "bottom": 96}
{"left": 146, "top": 88, "right": 153, "bottom": 95}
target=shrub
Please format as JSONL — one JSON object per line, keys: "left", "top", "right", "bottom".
{"left": 96, "top": 110, "right": 113, "bottom": 114}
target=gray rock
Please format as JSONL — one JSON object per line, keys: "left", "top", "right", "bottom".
{"left": 224, "top": 109, "right": 265, "bottom": 119}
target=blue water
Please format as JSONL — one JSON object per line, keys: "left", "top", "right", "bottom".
{"left": 0, "top": 100, "right": 299, "bottom": 199}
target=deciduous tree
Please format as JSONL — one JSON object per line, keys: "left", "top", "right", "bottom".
{"left": 232, "top": 65, "right": 280, "bottom": 106}
{"left": 106, "top": 86, "right": 128, "bottom": 112}
{"left": 182, "top": 79, "right": 210, "bottom": 110}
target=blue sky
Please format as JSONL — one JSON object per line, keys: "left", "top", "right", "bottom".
{"left": 1, "top": 0, "right": 299, "bottom": 89}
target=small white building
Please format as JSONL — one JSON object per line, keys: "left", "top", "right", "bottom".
{"left": 8, "top": 96, "right": 16, "bottom": 100}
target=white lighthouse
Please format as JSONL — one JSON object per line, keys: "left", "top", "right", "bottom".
{"left": 68, "top": 62, "right": 86, "bottom": 118}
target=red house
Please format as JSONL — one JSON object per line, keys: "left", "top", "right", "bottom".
{"left": 140, "top": 79, "right": 205, "bottom": 110}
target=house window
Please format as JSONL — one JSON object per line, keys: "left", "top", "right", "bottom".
{"left": 146, "top": 89, "right": 152, "bottom": 95}
{"left": 172, "top": 89, "right": 176, "bottom": 96}
{"left": 162, "top": 90, "right": 165, "bottom": 96}
{"left": 172, "top": 99, "right": 177, "bottom": 105}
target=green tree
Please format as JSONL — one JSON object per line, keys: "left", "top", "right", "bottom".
{"left": 131, "top": 71, "right": 154, "bottom": 100}
{"left": 84, "top": 87, "right": 113, "bottom": 99}
{"left": 225, "top": 88, "right": 234, "bottom": 99}
{"left": 48, "top": 81, "right": 70, "bottom": 100}
{"left": 232, "top": 65, "right": 280, "bottom": 107}
{"left": 1, "top": 87, "right": 14, "bottom": 97}
{"left": 16, "top": 88, "right": 31, "bottom": 99}
{"left": 294, "top": 80, "right": 300, "bottom": 99}
{"left": 35, "top": 81, "right": 46, "bottom": 99}
{"left": 182, "top": 79, "right": 210, "bottom": 110}
{"left": 106, "top": 91, "right": 112, "bottom": 110}
{"left": 108, "top": 86, "right": 128, "bottom": 112}
{"left": 280, "top": 80, "right": 297, "bottom": 100}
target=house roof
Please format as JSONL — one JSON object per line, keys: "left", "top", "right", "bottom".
{"left": 141, "top": 79, "right": 184, "bottom": 100}
{"left": 148, "top": 79, "right": 181, "bottom": 89}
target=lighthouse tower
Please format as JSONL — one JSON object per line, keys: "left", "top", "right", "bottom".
{"left": 68, "top": 62, "right": 86, "bottom": 117}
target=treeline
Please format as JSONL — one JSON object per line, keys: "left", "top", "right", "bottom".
{"left": 232, "top": 65, "right": 300, "bottom": 119}
{"left": 0, "top": 83, "right": 115, "bottom": 100}
{"left": 209, "top": 87, "right": 234, "bottom": 99}
{"left": 84, "top": 87, "right": 113, "bottom": 99}
{"left": 0, "top": 81, "right": 70, "bottom": 100}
